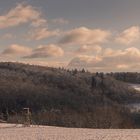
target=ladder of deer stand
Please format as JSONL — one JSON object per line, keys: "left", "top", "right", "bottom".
{"left": 23, "top": 108, "right": 31, "bottom": 127}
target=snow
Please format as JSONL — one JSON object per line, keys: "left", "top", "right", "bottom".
{"left": 0, "top": 123, "right": 140, "bottom": 140}
{"left": 126, "top": 84, "right": 140, "bottom": 112}
{"left": 126, "top": 102, "right": 140, "bottom": 113}
{"left": 130, "top": 84, "right": 140, "bottom": 91}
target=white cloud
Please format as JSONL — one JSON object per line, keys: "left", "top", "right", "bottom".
{"left": 116, "top": 64, "right": 129, "bottom": 69}
{"left": 1, "top": 44, "right": 32, "bottom": 56}
{"left": 1, "top": 44, "right": 64, "bottom": 59}
{"left": 0, "top": 3, "right": 47, "bottom": 29}
{"left": 76, "top": 45, "right": 102, "bottom": 54}
{"left": 29, "top": 28, "right": 59, "bottom": 40}
{"left": 59, "top": 27, "right": 111, "bottom": 45}
{"left": 100, "top": 48, "right": 140, "bottom": 66}
{"left": 68, "top": 47, "right": 140, "bottom": 71}
{"left": 103, "top": 48, "right": 123, "bottom": 57}
{"left": 31, "top": 19, "right": 47, "bottom": 27}
{"left": 25, "top": 44, "right": 64, "bottom": 58}
{"left": 115, "top": 26, "right": 140, "bottom": 45}
{"left": 68, "top": 55, "right": 102, "bottom": 68}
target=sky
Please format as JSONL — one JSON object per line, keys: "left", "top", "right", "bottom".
{"left": 0, "top": 0, "right": 140, "bottom": 72}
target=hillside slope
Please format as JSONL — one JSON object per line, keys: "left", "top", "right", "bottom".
{"left": 0, "top": 62, "right": 139, "bottom": 128}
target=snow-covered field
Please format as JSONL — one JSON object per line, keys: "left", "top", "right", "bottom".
{"left": 0, "top": 123, "right": 140, "bottom": 140}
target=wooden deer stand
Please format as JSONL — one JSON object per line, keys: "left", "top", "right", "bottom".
{"left": 23, "top": 108, "right": 31, "bottom": 127}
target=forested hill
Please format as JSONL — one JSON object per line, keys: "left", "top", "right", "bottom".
{"left": 107, "top": 72, "right": 140, "bottom": 84}
{"left": 0, "top": 62, "right": 139, "bottom": 128}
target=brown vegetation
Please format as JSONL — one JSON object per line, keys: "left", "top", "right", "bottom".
{"left": 0, "top": 62, "right": 138, "bottom": 128}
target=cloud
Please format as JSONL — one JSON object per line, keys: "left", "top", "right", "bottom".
{"left": 0, "top": 3, "right": 47, "bottom": 29}
{"left": 25, "top": 44, "right": 64, "bottom": 58}
{"left": 31, "top": 19, "right": 47, "bottom": 27}
{"left": 115, "top": 26, "right": 140, "bottom": 45}
{"left": 59, "top": 27, "right": 111, "bottom": 45}
{"left": 20, "top": 60, "right": 67, "bottom": 68}
{"left": 76, "top": 45, "right": 102, "bottom": 54}
{"left": 68, "top": 55, "right": 102, "bottom": 68}
{"left": 1, "top": 44, "right": 32, "bottom": 56}
{"left": 103, "top": 48, "right": 123, "bottom": 57}
{"left": 101, "top": 47, "right": 140, "bottom": 66}
{"left": 68, "top": 47, "right": 140, "bottom": 71}
{"left": 1, "top": 33, "right": 16, "bottom": 39}
{"left": 29, "top": 28, "right": 59, "bottom": 40}
{"left": 1, "top": 44, "right": 64, "bottom": 59}
{"left": 51, "top": 18, "right": 69, "bottom": 24}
